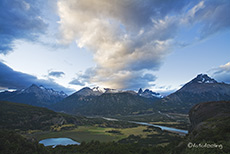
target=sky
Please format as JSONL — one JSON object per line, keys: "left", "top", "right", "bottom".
{"left": 0, "top": 0, "right": 230, "bottom": 95}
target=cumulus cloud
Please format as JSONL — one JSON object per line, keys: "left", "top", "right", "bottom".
{"left": 48, "top": 71, "right": 65, "bottom": 78}
{"left": 0, "top": 62, "right": 73, "bottom": 93}
{"left": 210, "top": 62, "right": 230, "bottom": 83}
{"left": 0, "top": 0, "right": 47, "bottom": 54}
{"left": 57, "top": 0, "right": 230, "bottom": 89}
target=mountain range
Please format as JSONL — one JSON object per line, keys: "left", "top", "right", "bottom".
{"left": 52, "top": 74, "right": 230, "bottom": 115}
{"left": 1, "top": 74, "right": 230, "bottom": 115}
{"left": 0, "top": 84, "right": 67, "bottom": 107}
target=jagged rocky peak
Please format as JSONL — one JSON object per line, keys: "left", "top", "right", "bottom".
{"left": 190, "top": 74, "right": 217, "bottom": 84}
{"left": 138, "top": 88, "right": 143, "bottom": 94}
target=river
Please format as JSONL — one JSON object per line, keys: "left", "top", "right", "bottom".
{"left": 129, "top": 121, "right": 188, "bottom": 135}
{"left": 102, "top": 117, "right": 188, "bottom": 135}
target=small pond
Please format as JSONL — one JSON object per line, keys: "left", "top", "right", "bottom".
{"left": 39, "top": 138, "right": 80, "bottom": 148}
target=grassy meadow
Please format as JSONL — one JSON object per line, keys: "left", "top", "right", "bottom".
{"left": 27, "top": 125, "right": 155, "bottom": 142}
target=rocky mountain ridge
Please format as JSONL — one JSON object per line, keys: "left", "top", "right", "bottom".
{"left": 0, "top": 84, "right": 67, "bottom": 107}
{"left": 75, "top": 86, "right": 162, "bottom": 98}
{"left": 52, "top": 91, "right": 158, "bottom": 116}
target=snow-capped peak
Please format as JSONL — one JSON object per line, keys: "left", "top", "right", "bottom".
{"left": 22, "top": 84, "right": 67, "bottom": 97}
{"left": 39, "top": 85, "right": 46, "bottom": 90}
{"left": 92, "top": 86, "right": 120, "bottom": 93}
{"left": 191, "top": 74, "right": 217, "bottom": 84}
{"left": 92, "top": 86, "right": 107, "bottom": 93}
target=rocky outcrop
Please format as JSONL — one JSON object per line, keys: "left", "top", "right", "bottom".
{"left": 173, "top": 102, "right": 230, "bottom": 154}
{"left": 188, "top": 101, "right": 230, "bottom": 140}
{"left": 189, "top": 101, "right": 230, "bottom": 130}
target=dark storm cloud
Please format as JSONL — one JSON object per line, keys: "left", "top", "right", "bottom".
{"left": 0, "top": 0, "right": 47, "bottom": 54}
{"left": 0, "top": 62, "right": 73, "bottom": 93}
{"left": 48, "top": 71, "right": 65, "bottom": 78}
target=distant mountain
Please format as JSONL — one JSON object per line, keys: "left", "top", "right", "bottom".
{"left": 158, "top": 74, "right": 230, "bottom": 113}
{"left": 0, "top": 84, "right": 67, "bottom": 107}
{"left": 52, "top": 87, "right": 158, "bottom": 116}
{"left": 75, "top": 86, "right": 162, "bottom": 100}
{"left": 75, "top": 87, "right": 103, "bottom": 96}
{"left": 138, "top": 88, "right": 163, "bottom": 99}
{"left": 75, "top": 86, "right": 120, "bottom": 97}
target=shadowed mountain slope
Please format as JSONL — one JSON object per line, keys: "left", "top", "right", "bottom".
{"left": 52, "top": 89, "right": 158, "bottom": 116}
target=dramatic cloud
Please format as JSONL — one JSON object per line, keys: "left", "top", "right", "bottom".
{"left": 210, "top": 62, "right": 230, "bottom": 83}
{"left": 57, "top": 0, "right": 230, "bottom": 89}
{"left": 0, "top": 0, "right": 47, "bottom": 54}
{"left": 48, "top": 71, "right": 65, "bottom": 78}
{"left": 0, "top": 62, "right": 73, "bottom": 93}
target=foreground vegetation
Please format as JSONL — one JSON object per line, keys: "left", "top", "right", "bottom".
{"left": 1, "top": 123, "right": 229, "bottom": 154}
{"left": 0, "top": 101, "right": 137, "bottom": 131}
{"left": 0, "top": 128, "right": 183, "bottom": 154}
{"left": 0, "top": 130, "right": 50, "bottom": 154}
